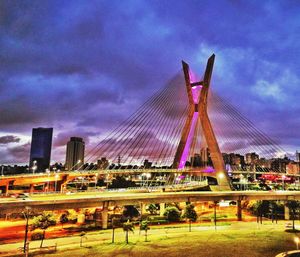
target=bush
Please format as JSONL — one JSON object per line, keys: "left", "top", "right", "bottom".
{"left": 67, "top": 210, "right": 78, "bottom": 223}
{"left": 163, "top": 206, "right": 181, "bottom": 222}
{"left": 149, "top": 219, "right": 168, "bottom": 225}
{"left": 31, "top": 231, "right": 44, "bottom": 241}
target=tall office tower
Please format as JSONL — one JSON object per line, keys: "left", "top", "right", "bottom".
{"left": 65, "top": 137, "right": 85, "bottom": 170}
{"left": 296, "top": 151, "right": 300, "bottom": 162}
{"left": 245, "top": 152, "right": 259, "bottom": 165}
{"left": 29, "top": 127, "right": 53, "bottom": 173}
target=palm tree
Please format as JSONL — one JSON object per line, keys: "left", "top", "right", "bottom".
{"left": 123, "top": 220, "right": 134, "bottom": 244}
{"left": 140, "top": 220, "right": 150, "bottom": 242}
{"left": 31, "top": 212, "right": 56, "bottom": 248}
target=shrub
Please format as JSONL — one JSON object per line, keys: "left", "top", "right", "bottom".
{"left": 31, "top": 231, "right": 44, "bottom": 241}
{"left": 163, "top": 206, "right": 181, "bottom": 222}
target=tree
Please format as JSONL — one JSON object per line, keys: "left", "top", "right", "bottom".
{"left": 66, "top": 209, "right": 78, "bottom": 223}
{"left": 59, "top": 213, "right": 68, "bottom": 228}
{"left": 146, "top": 204, "right": 158, "bottom": 215}
{"left": 270, "top": 201, "right": 280, "bottom": 224}
{"left": 163, "top": 206, "right": 181, "bottom": 222}
{"left": 31, "top": 212, "right": 56, "bottom": 248}
{"left": 253, "top": 200, "right": 269, "bottom": 224}
{"left": 123, "top": 220, "right": 134, "bottom": 244}
{"left": 111, "top": 217, "right": 121, "bottom": 243}
{"left": 182, "top": 204, "right": 198, "bottom": 232}
{"left": 286, "top": 200, "right": 300, "bottom": 231}
{"left": 122, "top": 205, "right": 140, "bottom": 221}
{"left": 140, "top": 220, "right": 150, "bottom": 242}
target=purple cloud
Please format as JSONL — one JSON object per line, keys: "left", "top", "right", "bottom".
{"left": 0, "top": 0, "right": 299, "bottom": 164}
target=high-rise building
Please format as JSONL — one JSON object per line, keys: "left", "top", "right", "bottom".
{"left": 296, "top": 151, "right": 300, "bottom": 162}
{"left": 245, "top": 152, "right": 259, "bottom": 165}
{"left": 97, "top": 157, "right": 109, "bottom": 169}
{"left": 65, "top": 137, "right": 85, "bottom": 170}
{"left": 29, "top": 127, "right": 53, "bottom": 172}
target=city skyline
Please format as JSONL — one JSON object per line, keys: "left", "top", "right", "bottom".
{"left": 1, "top": 1, "right": 300, "bottom": 164}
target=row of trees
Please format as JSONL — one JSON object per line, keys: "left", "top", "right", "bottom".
{"left": 245, "top": 200, "right": 300, "bottom": 231}
{"left": 110, "top": 204, "right": 198, "bottom": 244}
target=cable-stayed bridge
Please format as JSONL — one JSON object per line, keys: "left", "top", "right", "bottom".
{"left": 74, "top": 55, "right": 288, "bottom": 188}
{"left": 0, "top": 55, "right": 292, "bottom": 194}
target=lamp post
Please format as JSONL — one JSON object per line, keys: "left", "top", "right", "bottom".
{"left": 213, "top": 201, "right": 218, "bottom": 231}
{"left": 76, "top": 160, "right": 81, "bottom": 171}
{"left": 32, "top": 160, "right": 37, "bottom": 174}
{"left": 54, "top": 173, "right": 59, "bottom": 192}
{"left": 218, "top": 173, "right": 224, "bottom": 191}
{"left": 22, "top": 206, "right": 31, "bottom": 254}
{"left": 95, "top": 174, "right": 98, "bottom": 190}
{"left": 282, "top": 175, "right": 286, "bottom": 191}
{"left": 46, "top": 169, "right": 50, "bottom": 192}
{"left": 1, "top": 165, "right": 4, "bottom": 176}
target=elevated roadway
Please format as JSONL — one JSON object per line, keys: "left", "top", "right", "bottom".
{"left": 1, "top": 190, "right": 300, "bottom": 215}
{"left": 1, "top": 168, "right": 296, "bottom": 188}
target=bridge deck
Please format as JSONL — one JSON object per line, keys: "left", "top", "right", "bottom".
{"left": 1, "top": 190, "right": 300, "bottom": 214}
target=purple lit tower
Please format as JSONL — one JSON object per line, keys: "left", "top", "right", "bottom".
{"left": 172, "top": 54, "right": 232, "bottom": 190}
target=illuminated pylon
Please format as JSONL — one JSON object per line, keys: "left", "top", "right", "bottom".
{"left": 173, "top": 54, "right": 232, "bottom": 191}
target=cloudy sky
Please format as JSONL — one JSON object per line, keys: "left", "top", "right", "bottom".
{"left": 0, "top": 0, "right": 300, "bottom": 164}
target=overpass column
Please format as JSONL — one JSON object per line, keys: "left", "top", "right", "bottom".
{"left": 5, "top": 182, "right": 9, "bottom": 196}
{"left": 29, "top": 184, "right": 34, "bottom": 194}
{"left": 284, "top": 205, "right": 290, "bottom": 220}
{"left": 140, "top": 203, "right": 147, "bottom": 216}
{"left": 160, "top": 203, "right": 165, "bottom": 216}
{"left": 237, "top": 200, "right": 242, "bottom": 221}
{"left": 102, "top": 201, "right": 109, "bottom": 229}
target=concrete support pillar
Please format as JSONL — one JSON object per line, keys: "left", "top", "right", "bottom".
{"left": 284, "top": 205, "right": 290, "bottom": 220}
{"left": 5, "top": 183, "right": 9, "bottom": 196}
{"left": 141, "top": 203, "right": 147, "bottom": 216}
{"left": 160, "top": 203, "right": 165, "bottom": 216}
{"left": 29, "top": 184, "right": 34, "bottom": 194}
{"left": 237, "top": 200, "right": 242, "bottom": 221}
{"left": 102, "top": 202, "right": 109, "bottom": 229}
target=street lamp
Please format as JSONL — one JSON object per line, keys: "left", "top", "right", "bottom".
{"left": 95, "top": 173, "right": 99, "bottom": 190}
{"left": 76, "top": 160, "right": 81, "bottom": 170}
{"left": 1, "top": 165, "right": 4, "bottom": 176}
{"left": 22, "top": 206, "right": 31, "bottom": 254}
{"left": 32, "top": 160, "right": 37, "bottom": 174}
{"left": 46, "top": 169, "right": 50, "bottom": 192}
{"left": 295, "top": 236, "right": 299, "bottom": 250}
{"left": 54, "top": 173, "right": 59, "bottom": 192}
{"left": 282, "top": 175, "right": 286, "bottom": 191}
{"left": 218, "top": 173, "right": 224, "bottom": 191}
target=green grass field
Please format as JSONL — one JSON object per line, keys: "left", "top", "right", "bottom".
{"left": 40, "top": 223, "right": 298, "bottom": 257}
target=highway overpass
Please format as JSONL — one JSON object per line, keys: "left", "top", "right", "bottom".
{"left": 1, "top": 190, "right": 299, "bottom": 215}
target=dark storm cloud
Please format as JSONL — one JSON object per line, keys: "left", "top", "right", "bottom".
{"left": 7, "top": 143, "right": 31, "bottom": 163}
{"left": 0, "top": 0, "right": 300, "bottom": 163}
{"left": 53, "top": 130, "right": 97, "bottom": 147}
{"left": 0, "top": 135, "right": 20, "bottom": 144}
